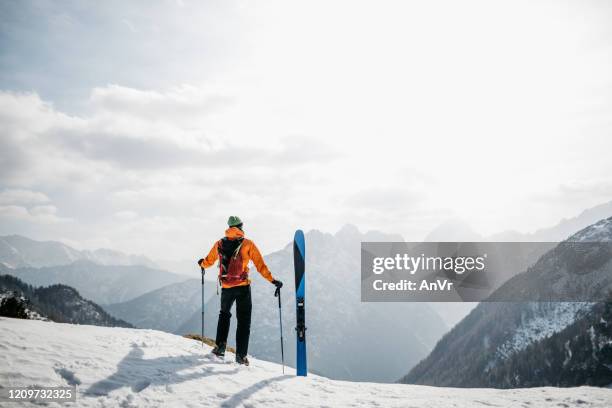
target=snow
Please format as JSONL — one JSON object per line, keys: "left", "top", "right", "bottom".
{"left": 0, "top": 292, "right": 48, "bottom": 321}
{"left": 496, "top": 302, "right": 593, "bottom": 360}
{"left": 1, "top": 318, "right": 611, "bottom": 407}
{"left": 571, "top": 217, "right": 612, "bottom": 242}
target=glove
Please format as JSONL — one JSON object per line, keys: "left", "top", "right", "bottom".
{"left": 197, "top": 258, "right": 204, "bottom": 268}
{"left": 272, "top": 279, "right": 283, "bottom": 289}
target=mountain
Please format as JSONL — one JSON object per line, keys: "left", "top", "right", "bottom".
{"left": 0, "top": 260, "right": 187, "bottom": 305}
{"left": 485, "top": 301, "right": 612, "bottom": 387}
{"left": 0, "top": 234, "right": 158, "bottom": 269}
{"left": 1, "top": 318, "right": 611, "bottom": 407}
{"left": 489, "top": 200, "right": 612, "bottom": 242}
{"left": 0, "top": 274, "right": 131, "bottom": 327}
{"left": 486, "top": 217, "right": 612, "bottom": 302}
{"left": 401, "top": 217, "right": 612, "bottom": 387}
{"left": 176, "top": 225, "right": 448, "bottom": 383}
{"left": 154, "top": 259, "right": 204, "bottom": 277}
{"left": 425, "top": 201, "right": 612, "bottom": 327}
{"left": 427, "top": 201, "right": 612, "bottom": 243}
{"left": 104, "top": 279, "right": 216, "bottom": 332}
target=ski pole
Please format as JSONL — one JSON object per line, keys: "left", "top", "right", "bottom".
{"left": 274, "top": 286, "right": 285, "bottom": 374}
{"left": 201, "top": 266, "right": 205, "bottom": 348}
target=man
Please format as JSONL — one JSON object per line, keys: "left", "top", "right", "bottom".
{"left": 198, "top": 216, "right": 282, "bottom": 366}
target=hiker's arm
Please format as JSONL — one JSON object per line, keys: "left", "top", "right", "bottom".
{"left": 200, "top": 242, "right": 219, "bottom": 269}
{"left": 249, "top": 242, "right": 274, "bottom": 282}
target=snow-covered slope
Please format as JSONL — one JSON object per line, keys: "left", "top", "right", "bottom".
{"left": 1, "top": 318, "right": 610, "bottom": 408}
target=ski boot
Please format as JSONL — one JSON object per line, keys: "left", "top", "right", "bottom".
{"left": 235, "top": 355, "right": 250, "bottom": 366}
{"left": 211, "top": 343, "right": 226, "bottom": 358}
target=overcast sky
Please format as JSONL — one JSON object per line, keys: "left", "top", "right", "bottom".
{"left": 1, "top": 0, "right": 611, "bottom": 260}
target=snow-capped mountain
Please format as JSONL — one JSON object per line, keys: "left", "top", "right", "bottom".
{"left": 0, "top": 261, "right": 187, "bottom": 305}
{"left": 487, "top": 217, "right": 612, "bottom": 302}
{"left": 1, "top": 317, "right": 610, "bottom": 407}
{"left": 0, "top": 274, "right": 131, "bottom": 327}
{"left": 401, "top": 217, "right": 612, "bottom": 387}
{"left": 176, "top": 225, "right": 448, "bottom": 383}
{"left": 423, "top": 201, "right": 612, "bottom": 327}
{"left": 104, "top": 279, "right": 216, "bottom": 332}
{"left": 0, "top": 234, "right": 158, "bottom": 269}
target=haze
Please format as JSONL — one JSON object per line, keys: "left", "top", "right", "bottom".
{"left": 1, "top": 0, "right": 611, "bottom": 260}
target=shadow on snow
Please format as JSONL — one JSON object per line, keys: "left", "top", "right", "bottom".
{"left": 85, "top": 345, "right": 239, "bottom": 396}
{"left": 220, "top": 375, "right": 292, "bottom": 408}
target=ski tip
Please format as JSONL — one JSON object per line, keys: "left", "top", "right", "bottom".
{"left": 293, "top": 229, "right": 305, "bottom": 257}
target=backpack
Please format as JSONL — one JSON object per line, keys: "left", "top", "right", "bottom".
{"left": 218, "top": 237, "right": 247, "bottom": 283}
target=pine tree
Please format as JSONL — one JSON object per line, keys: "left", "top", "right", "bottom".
{"left": 0, "top": 293, "right": 29, "bottom": 319}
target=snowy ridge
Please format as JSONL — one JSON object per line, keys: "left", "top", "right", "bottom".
{"left": 570, "top": 217, "right": 612, "bottom": 243}
{"left": 1, "top": 318, "right": 611, "bottom": 407}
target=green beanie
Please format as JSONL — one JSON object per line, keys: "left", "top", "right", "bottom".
{"left": 227, "top": 216, "right": 243, "bottom": 227}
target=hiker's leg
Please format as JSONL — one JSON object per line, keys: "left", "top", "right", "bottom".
{"left": 235, "top": 285, "right": 252, "bottom": 357}
{"left": 215, "top": 287, "right": 236, "bottom": 347}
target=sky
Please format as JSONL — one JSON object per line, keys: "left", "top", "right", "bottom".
{"left": 1, "top": 0, "right": 611, "bottom": 260}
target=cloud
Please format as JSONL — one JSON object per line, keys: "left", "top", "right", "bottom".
{"left": 0, "top": 189, "right": 50, "bottom": 205}
{"left": 113, "top": 210, "right": 138, "bottom": 221}
{"left": 558, "top": 181, "right": 612, "bottom": 198}
{"left": 89, "top": 84, "right": 234, "bottom": 122}
{"left": 0, "top": 89, "right": 338, "bottom": 175}
{"left": 1, "top": 0, "right": 611, "bottom": 258}
{"left": 121, "top": 19, "right": 137, "bottom": 33}
{"left": 0, "top": 88, "right": 340, "bottom": 257}
{"left": 0, "top": 91, "right": 86, "bottom": 186}
{"left": 0, "top": 204, "right": 71, "bottom": 224}
{"left": 347, "top": 187, "right": 423, "bottom": 212}
{"left": 50, "top": 128, "right": 335, "bottom": 170}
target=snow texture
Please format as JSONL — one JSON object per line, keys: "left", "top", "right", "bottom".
{"left": 1, "top": 318, "right": 611, "bottom": 407}
{"left": 0, "top": 291, "right": 48, "bottom": 321}
{"left": 496, "top": 302, "right": 593, "bottom": 360}
{"left": 571, "top": 217, "right": 612, "bottom": 243}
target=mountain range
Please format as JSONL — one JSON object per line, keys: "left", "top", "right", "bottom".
{"left": 0, "top": 234, "right": 158, "bottom": 269}
{"left": 104, "top": 278, "right": 216, "bottom": 333}
{"left": 0, "top": 261, "right": 188, "bottom": 305}
{"left": 2, "top": 200, "right": 612, "bottom": 384}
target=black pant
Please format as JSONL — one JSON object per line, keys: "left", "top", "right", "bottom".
{"left": 215, "top": 285, "right": 252, "bottom": 358}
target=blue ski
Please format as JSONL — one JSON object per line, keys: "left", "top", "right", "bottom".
{"left": 293, "top": 229, "right": 307, "bottom": 376}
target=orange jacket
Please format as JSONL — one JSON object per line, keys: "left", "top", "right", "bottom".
{"left": 199, "top": 227, "right": 274, "bottom": 288}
